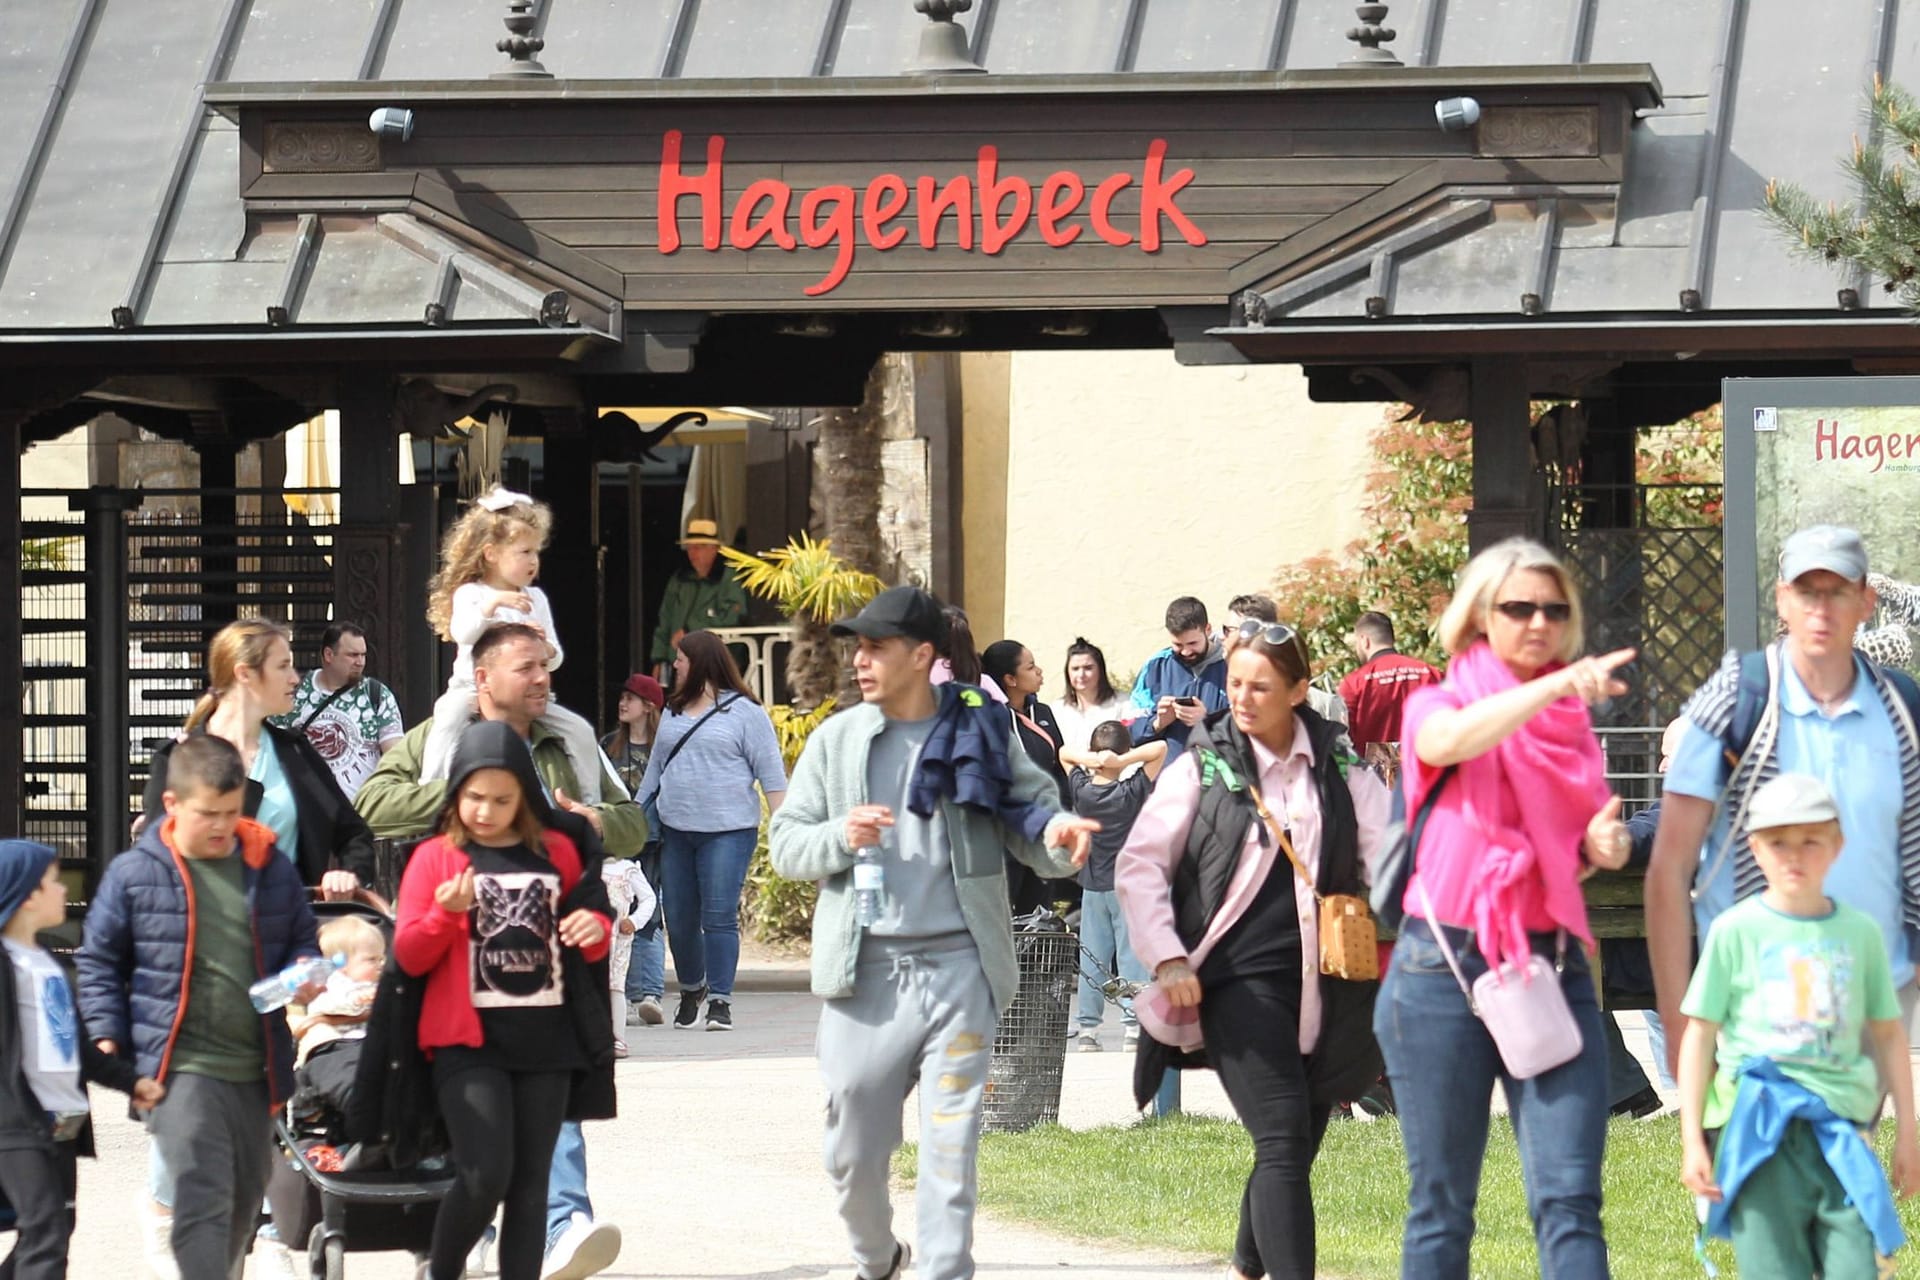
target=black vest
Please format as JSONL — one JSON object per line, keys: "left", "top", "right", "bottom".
{"left": 1170, "top": 707, "right": 1361, "bottom": 955}
{"left": 1163, "top": 707, "right": 1383, "bottom": 1105}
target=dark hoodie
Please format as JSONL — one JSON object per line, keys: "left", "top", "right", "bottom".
{"left": 351, "top": 723, "right": 616, "bottom": 1162}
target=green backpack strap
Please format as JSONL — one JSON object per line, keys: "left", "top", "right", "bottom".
{"left": 1195, "top": 747, "right": 1244, "bottom": 793}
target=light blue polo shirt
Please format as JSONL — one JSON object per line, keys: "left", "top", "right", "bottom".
{"left": 1665, "top": 653, "right": 1910, "bottom": 986}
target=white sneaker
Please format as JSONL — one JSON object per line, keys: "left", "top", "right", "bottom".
{"left": 142, "top": 1203, "right": 179, "bottom": 1280}
{"left": 540, "top": 1213, "right": 622, "bottom": 1280}
{"left": 466, "top": 1222, "right": 498, "bottom": 1276}
{"left": 254, "top": 1235, "right": 302, "bottom": 1280}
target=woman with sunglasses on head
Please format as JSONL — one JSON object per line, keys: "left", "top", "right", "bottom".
{"left": 1115, "top": 617, "right": 1390, "bottom": 1280}
{"left": 1377, "top": 538, "right": 1634, "bottom": 1280}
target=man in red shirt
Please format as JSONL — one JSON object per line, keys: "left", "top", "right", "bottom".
{"left": 1337, "top": 611, "right": 1441, "bottom": 755}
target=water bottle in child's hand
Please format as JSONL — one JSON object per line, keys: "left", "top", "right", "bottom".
{"left": 248, "top": 953, "right": 344, "bottom": 1013}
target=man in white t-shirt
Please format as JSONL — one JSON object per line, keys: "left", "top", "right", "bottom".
{"left": 273, "top": 622, "right": 404, "bottom": 799}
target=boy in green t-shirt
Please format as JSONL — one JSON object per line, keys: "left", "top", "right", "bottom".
{"left": 1679, "top": 772, "right": 1920, "bottom": 1277}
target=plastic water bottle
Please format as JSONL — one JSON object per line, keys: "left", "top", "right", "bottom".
{"left": 248, "top": 953, "right": 343, "bottom": 1013}
{"left": 853, "top": 846, "right": 884, "bottom": 927}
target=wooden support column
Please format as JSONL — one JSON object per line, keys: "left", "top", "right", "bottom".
{"left": 913, "top": 352, "right": 964, "bottom": 603}
{"left": 1467, "top": 358, "right": 1542, "bottom": 552}
{"left": 541, "top": 407, "right": 602, "bottom": 732}
{"left": 332, "top": 380, "right": 413, "bottom": 712}
{"left": 0, "top": 415, "right": 22, "bottom": 833}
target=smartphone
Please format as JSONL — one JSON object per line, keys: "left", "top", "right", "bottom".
{"left": 1175, "top": 696, "right": 1202, "bottom": 707}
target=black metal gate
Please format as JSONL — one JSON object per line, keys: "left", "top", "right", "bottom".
{"left": 1548, "top": 478, "right": 1724, "bottom": 804}
{"left": 21, "top": 487, "right": 339, "bottom": 886}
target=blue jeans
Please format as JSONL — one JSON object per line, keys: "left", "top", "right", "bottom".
{"left": 545, "top": 1121, "right": 591, "bottom": 1254}
{"left": 625, "top": 847, "right": 666, "bottom": 1002}
{"left": 1375, "top": 919, "right": 1611, "bottom": 1280}
{"left": 1076, "top": 889, "right": 1146, "bottom": 1029}
{"left": 659, "top": 824, "right": 759, "bottom": 999}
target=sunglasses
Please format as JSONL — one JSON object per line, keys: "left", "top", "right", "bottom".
{"left": 1235, "top": 619, "right": 1310, "bottom": 664}
{"left": 1491, "top": 600, "right": 1572, "bottom": 623}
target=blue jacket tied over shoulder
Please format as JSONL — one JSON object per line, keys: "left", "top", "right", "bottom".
{"left": 907, "top": 682, "right": 1054, "bottom": 843}
{"left": 76, "top": 817, "right": 320, "bottom": 1107}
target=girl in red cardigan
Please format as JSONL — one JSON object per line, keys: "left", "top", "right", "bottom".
{"left": 395, "top": 721, "right": 611, "bottom": 1280}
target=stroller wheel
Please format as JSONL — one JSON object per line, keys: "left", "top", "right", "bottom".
{"left": 307, "top": 1224, "right": 345, "bottom": 1280}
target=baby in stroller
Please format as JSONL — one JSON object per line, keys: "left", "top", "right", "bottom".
{"left": 291, "top": 915, "right": 386, "bottom": 1126}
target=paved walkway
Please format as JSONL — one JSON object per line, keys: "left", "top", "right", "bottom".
{"left": 49, "top": 949, "right": 1676, "bottom": 1278}
{"left": 60, "top": 959, "right": 1224, "bottom": 1279}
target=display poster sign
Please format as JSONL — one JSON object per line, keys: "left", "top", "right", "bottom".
{"left": 1723, "top": 377, "right": 1920, "bottom": 660}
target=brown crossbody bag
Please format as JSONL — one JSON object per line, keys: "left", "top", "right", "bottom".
{"left": 1246, "top": 782, "right": 1380, "bottom": 982}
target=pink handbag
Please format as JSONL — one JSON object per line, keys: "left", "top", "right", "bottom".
{"left": 1418, "top": 883, "right": 1583, "bottom": 1079}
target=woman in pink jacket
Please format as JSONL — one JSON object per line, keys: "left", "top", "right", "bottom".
{"left": 1377, "top": 538, "right": 1633, "bottom": 1280}
{"left": 1116, "top": 619, "right": 1388, "bottom": 1280}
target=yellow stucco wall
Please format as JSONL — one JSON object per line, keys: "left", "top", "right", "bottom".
{"left": 966, "top": 350, "right": 1383, "bottom": 701}
{"left": 958, "top": 351, "right": 1011, "bottom": 645}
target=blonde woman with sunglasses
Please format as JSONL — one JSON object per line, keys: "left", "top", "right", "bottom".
{"left": 1375, "top": 538, "right": 1634, "bottom": 1280}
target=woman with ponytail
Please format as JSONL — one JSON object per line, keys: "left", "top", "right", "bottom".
{"left": 141, "top": 618, "right": 375, "bottom": 894}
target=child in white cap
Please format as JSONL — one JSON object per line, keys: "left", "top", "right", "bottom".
{"left": 1679, "top": 772, "right": 1920, "bottom": 1277}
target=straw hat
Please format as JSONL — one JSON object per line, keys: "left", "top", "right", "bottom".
{"left": 679, "top": 518, "right": 722, "bottom": 548}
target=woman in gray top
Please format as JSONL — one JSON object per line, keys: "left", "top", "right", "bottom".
{"left": 633, "top": 631, "right": 788, "bottom": 1031}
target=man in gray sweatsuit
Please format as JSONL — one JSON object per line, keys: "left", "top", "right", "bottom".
{"left": 769, "top": 586, "right": 1098, "bottom": 1280}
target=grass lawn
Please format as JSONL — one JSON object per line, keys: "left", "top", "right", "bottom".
{"left": 902, "top": 1113, "right": 1920, "bottom": 1277}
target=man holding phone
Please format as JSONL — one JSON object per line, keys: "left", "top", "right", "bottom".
{"left": 1127, "top": 596, "right": 1230, "bottom": 759}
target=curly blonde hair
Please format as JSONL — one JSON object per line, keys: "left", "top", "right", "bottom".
{"left": 425, "top": 497, "right": 554, "bottom": 641}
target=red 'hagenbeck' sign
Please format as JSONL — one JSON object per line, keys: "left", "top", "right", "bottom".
{"left": 657, "top": 131, "right": 1209, "bottom": 296}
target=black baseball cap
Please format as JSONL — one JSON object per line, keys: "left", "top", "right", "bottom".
{"left": 830, "top": 585, "right": 947, "bottom": 646}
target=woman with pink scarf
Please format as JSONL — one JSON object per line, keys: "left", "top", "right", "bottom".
{"left": 1377, "top": 538, "right": 1634, "bottom": 1280}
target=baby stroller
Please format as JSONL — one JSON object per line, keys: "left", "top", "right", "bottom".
{"left": 267, "top": 891, "right": 453, "bottom": 1280}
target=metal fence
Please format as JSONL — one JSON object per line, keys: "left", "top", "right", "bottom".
{"left": 19, "top": 487, "right": 340, "bottom": 881}
{"left": 1549, "top": 480, "right": 1724, "bottom": 736}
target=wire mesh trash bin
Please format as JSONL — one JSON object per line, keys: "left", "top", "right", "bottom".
{"left": 982, "top": 914, "right": 1078, "bottom": 1133}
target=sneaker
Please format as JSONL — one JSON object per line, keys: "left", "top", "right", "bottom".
{"left": 636, "top": 995, "right": 665, "bottom": 1025}
{"left": 466, "top": 1223, "right": 497, "bottom": 1276}
{"left": 254, "top": 1236, "right": 301, "bottom": 1280}
{"left": 705, "top": 998, "right": 733, "bottom": 1031}
{"left": 859, "top": 1239, "right": 912, "bottom": 1280}
{"left": 1076, "top": 1029, "right": 1101, "bottom": 1052}
{"left": 1123, "top": 1024, "right": 1140, "bottom": 1048}
{"left": 1610, "top": 1085, "right": 1662, "bottom": 1119}
{"left": 540, "top": 1212, "right": 622, "bottom": 1280}
{"left": 673, "top": 986, "right": 707, "bottom": 1029}
{"left": 143, "top": 1202, "right": 179, "bottom": 1280}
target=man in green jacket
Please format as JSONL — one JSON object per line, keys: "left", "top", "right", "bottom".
{"left": 355, "top": 625, "right": 648, "bottom": 857}
{"left": 352, "top": 622, "right": 638, "bottom": 1280}
{"left": 650, "top": 517, "right": 748, "bottom": 680}
{"left": 768, "top": 586, "right": 1096, "bottom": 1280}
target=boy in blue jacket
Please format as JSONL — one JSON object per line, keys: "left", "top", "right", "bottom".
{"left": 0, "top": 839, "right": 162, "bottom": 1279}
{"left": 1679, "top": 772, "right": 1920, "bottom": 1277}
{"left": 78, "top": 735, "right": 321, "bottom": 1279}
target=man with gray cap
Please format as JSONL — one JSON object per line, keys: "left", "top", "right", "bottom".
{"left": 1648, "top": 525, "right": 1920, "bottom": 1081}
{"left": 769, "top": 585, "right": 1099, "bottom": 1280}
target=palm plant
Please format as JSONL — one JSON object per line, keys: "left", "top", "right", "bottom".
{"left": 720, "top": 532, "right": 884, "bottom": 710}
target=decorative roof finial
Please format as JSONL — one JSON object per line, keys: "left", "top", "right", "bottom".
{"left": 1343, "top": 3, "right": 1402, "bottom": 67}
{"left": 493, "top": 0, "right": 551, "bottom": 80}
{"left": 908, "top": 0, "right": 987, "bottom": 76}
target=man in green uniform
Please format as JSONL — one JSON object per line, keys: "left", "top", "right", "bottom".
{"left": 651, "top": 517, "right": 748, "bottom": 683}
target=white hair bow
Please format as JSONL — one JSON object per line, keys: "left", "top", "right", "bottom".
{"left": 475, "top": 486, "right": 534, "bottom": 512}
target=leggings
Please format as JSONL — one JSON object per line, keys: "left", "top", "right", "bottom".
{"left": 429, "top": 1062, "right": 571, "bottom": 1280}
{"left": 1198, "top": 971, "right": 1333, "bottom": 1280}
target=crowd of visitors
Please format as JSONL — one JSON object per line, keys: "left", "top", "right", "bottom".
{"left": 16, "top": 491, "right": 1920, "bottom": 1280}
